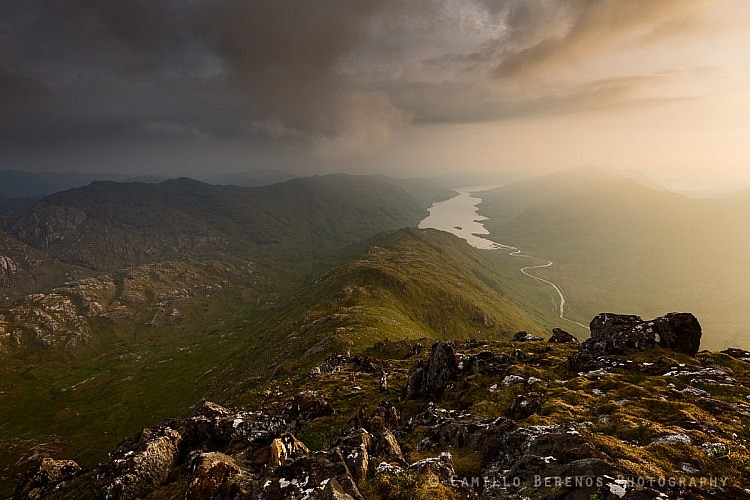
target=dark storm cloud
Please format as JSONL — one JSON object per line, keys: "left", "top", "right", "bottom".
{"left": 0, "top": 0, "right": 731, "bottom": 172}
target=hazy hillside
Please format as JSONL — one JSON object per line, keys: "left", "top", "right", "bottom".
{"left": 478, "top": 167, "right": 750, "bottom": 349}
{"left": 3, "top": 174, "right": 453, "bottom": 271}
{"left": 0, "top": 170, "right": 166, "bottom": 203}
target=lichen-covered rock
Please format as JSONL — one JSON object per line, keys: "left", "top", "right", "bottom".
{"left": 285, "top": 391, "right": 335, "bottom": 426}
{"left": 481, "top": 424, "right": 622, "bottom": 499}
{"left": 337, "top": 429, "right": 373, "bottom": 480}
{"left": 97, "top": 425, "right": 182, "bottom": 499}
{"left": 185, "top": 400, "right": 286, "bottom": 447}
{"left": 14, "top": 458, "right": 80, "bottom": 499}
{"left": 407, "top": 451, "right": 454, "bottom": 480}
{"left": 376, "top": 429, "right": 407, "bottom": 467}
{"left": 258, "top": 448, "right": 363, "bottom": 500}
{"left": 185, "top": 451, "right": 248, "bottom": 500}
{"left": 407, "top": 407, "right": 515, "bottom": 457}
{"left": 267, "top": 433, "right": 310, "bottom": 467}
{"left": 404, "top": 341, "right": 457, "bottom": 400}
{"left": 512, "top": 331, "right": 543, "bottom": 342}
{"left": 570, "top": 312, "right": 702, "bottom": 370}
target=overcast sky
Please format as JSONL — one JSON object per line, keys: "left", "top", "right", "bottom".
{"left": 1, "top": 0, "right": 749, "bottom": 189}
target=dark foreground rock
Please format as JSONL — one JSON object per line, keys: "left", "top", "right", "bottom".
{"left": 404, "top": 341, "right": 458, "bottom": 400}
{"left": 14, "top": 458, "right": 80, "bottom": 499}
{"left": 549, "top": 327, "right": 578, "bottom": 344}
{"left": 19, "top": 330, "right": 750, "bottom": 499}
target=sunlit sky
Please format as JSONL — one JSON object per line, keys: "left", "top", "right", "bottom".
{"left": 1, "top": 1, "right": 749, "bottom": 190}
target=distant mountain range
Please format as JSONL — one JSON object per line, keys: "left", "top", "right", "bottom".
{"left": 0, "top": 169, "right": 314, "bottom": 215}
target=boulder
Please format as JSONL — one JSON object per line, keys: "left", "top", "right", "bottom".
{"left": 549, "top": 327, "right": 578, "bottom": 344}
{"left": 570, "top": 313, "right": 702, "bottom": 369}
{"left": 376, "top": 429, "right": 407, "bottom": 466}
{"left": 184, "top": 401, "right": 286, "bottom": 448}
{"left": 97, "top": 425, "right": 183, "bottom": 499}
{"left": 285, "top": 391, "right": 335, "bottom": 426}
{"left": 513, "top": 331, "right": 544, "bottom": 342}
{"left": 407, "top": 451, "right": 454, "bottom": 481}
{"left": 266, "top": 433, "right": 310, "bottom": 467}
{"left": 185, "top": 452, "right": 248, "bottom": 499}
{"left": 14, "top": 458, "right": 80, "bottom": 499}
{"left": 337, "top": 428, "right": 373, "bottom": 480}
{"left": 258, "top": 448, "right": 363, "bottom": 500}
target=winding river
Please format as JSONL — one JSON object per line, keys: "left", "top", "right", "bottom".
{"left": 419, "top": 187, "right": 588, "bottom": 330}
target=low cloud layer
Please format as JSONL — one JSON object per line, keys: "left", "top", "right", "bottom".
{"left": 0, "top": 0, "right": 746, "bottom": 175}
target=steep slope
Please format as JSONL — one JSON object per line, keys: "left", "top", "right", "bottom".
{"left": 3, "top": 174, "right": 453, "bottom": 271}
{"left": 219, "top": 228, "right": 546, "bottom": 393}
{"left": 478, "top": 168, "right": 750, "bottom": 349}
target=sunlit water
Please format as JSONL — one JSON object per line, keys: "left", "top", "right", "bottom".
{"left": 419, "top": 186, "right": 588, "bottom": 329}
{"left": 418, "top": 186, "right": 501, "bottom": 250}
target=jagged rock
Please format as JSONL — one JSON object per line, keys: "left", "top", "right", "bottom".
{"left": 549, "top": 327, "right": 578, "bottom": 343}
{"left": 259, "top": 448, "right": 364, "bottom": 500}
{"left": 184, "top": 400, "right": 286, "bottom": 448}
{"left": 404, "top": 341, "right": 457, "bottom": 400}
{"left": 376, "top": 429, "right": 407, "bottom": 466}
{"left": 508, "top": 393, "right": 543, "bottom": 419}
{"left": 267, "top": 433, "right": 310, "bottom": 467}
{"left": 321, "top": 478, "right": 356, "bottom": 500}
{"left": 407, "top": 408, "right": 515, "bottom": 459}
{"left": 364, "top": 401, "right": 401, "bottom": 433}
{"left": 459, "top": 350, "right": 511, "bottom": 376}
{"left": 285, "top": 391, "right": 335, "bottom": 426}
{"left": 407, "top": 451, "right": 454, "bottom": 480}
{"left": 337, "top": 428, "right": 373, "bottom": 479}
{"left": 513, "top": 331, "right": 544, "bottom": 342}
{"left": 14, "top": 458, "right": 80, "bottom": 499}
{"left": 97, "top": 425, "right": 183, "bottom": 499}
{"left": 185, "top": 451, "right": 248, "bottom": 499}
{"left": 570, "top": 312, "right": 702, "bottom": 369}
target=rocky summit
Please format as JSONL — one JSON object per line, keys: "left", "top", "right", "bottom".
{"left": 17, "top": 313, "right": 750, "bottom": 499}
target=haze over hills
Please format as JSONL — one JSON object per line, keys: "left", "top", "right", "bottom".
{"left": 0, "top": 171, "right": 749, "bottom": 497}
{"left": 1, "top": 174, "right": 453, "bottom": 274}
{"left": 478, "top": 167, "right": 750, "bottom": 350}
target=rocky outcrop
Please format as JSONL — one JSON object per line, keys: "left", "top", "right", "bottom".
{"left": 404, "top": 341, "right": 457, "bottom": 400}
{"left": 185, "top": 452, "right": 248, "bottom": 500}
{"left": 24, "top": 336, "right": 750, "bottom": 499}
{"left": 512, "top": 331, "right": 544, "bottom": 342}
{"left": 549, "top": 327, "right": 578, "bottom": 343}
{"left": 337, "top": 429, "right": 372, "bottom": 480}
{"left": 14, "top": 458, "right": 80, "bottom": 499}
{"left": 569, "top": 312, "right": 702, "bottom": 369}
{"left": 97, "top": 425, "right": 183, "bottom": 499}
{"left": 258, "top": 448, "right": 364, "bottom": 500}
{"left": 267, "top": 433, "right": 311, "bottom": 467}
{"left": 8, "top": 205, "right": 87, "bottom": 248}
